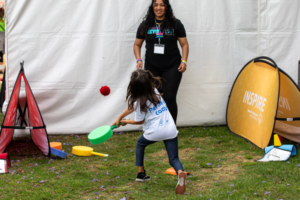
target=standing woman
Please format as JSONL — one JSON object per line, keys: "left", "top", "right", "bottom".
{"left": 134, "top": 0, "right": 189, "bottom": 124}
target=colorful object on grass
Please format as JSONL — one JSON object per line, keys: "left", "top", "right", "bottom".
{"left": 50, "top": 147, "right": 67, "bottom": 158}
{"left": 257, "top": 144, "right": 297, "bottom": 162}
{"left": 257, "top": 134, "right": 297, "bottom": 162}
{"left": 99, "top": 86, "right": 110, "bottom": 96}
{"left": 88, "top": 123, "right": 121, "bottom": 145}
{"left": 50, "top": 142, "right": 62, "bottom": 150}
{"left": 274, "top": 134, "right": 282, "bottom": 147}
{"left": 164, "top": 167, "right": 190, "bottom": 176}
{"left": 0, "top": 153, "right": 10, "bottom": 173}
{"left": 0, "top": 153, "right": 10, "bottom": 168}
{"left": 72, "top": 146, "right": 108, "bottom": 157}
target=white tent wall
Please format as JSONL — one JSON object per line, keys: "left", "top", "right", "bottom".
{"left": 3, "top": 0, "right": 300, "bottom": 134}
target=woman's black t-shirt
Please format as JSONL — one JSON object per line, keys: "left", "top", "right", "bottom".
{"left": 136, "top": 19, "right": 186, "bottom": 69}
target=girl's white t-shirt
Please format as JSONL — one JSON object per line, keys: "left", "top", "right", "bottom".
{"left": 134, "top": 90, "right": 178, "bottom": 141}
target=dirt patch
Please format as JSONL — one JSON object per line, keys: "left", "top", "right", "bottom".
{"left": 150, "top": 149, "right": 168, "bottom": 158}
{"left": 233, "top": 155, "right": 261, "bottom": 163}
{"left": 190, "top": 164, "right": 239, "bottom": 190}
{"left": 149, "top": 137, "right": 209, "bottom": 160}
{"left": 222, "top": 151, "right": 261, "bottom": 163}
{"left": 191, "top": 137, "right": 207, "bottom": 143}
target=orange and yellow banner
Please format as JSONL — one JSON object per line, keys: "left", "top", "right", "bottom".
{"left": 227, "top": 59, "right": 279, "bottom": 149}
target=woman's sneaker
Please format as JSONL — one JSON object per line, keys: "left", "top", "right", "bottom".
{"left": 136, "top": 170, "right": 151, "bottom": 182}
{"left": 175, "top": 171, "right": 186, "bottom": 194}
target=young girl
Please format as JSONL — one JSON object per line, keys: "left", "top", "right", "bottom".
{"left": 112, "top": 69, "right": 186, "bottom": 195}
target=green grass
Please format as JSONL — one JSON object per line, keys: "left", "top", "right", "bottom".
{"left": 0, "top": 115, "right": 299, "bottom": 199}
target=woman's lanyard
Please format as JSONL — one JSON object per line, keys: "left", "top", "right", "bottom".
{"left": 154, "top": 19, "right": 165, "bottom": 54}
{"left": 155, "top": 19, "right": 164, "bottom": 44}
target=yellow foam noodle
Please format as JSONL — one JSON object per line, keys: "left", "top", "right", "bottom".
{"left": 274, "top": 134, "right": 282, "bottom": 147}
{"left": 91, "top": 152, "right": 107, "bottom": 157}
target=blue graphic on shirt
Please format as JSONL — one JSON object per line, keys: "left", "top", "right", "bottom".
{"left": 148, "top": 99, "right": 168, "bottom": 116}
{"left": 159, "top": 119, "right": 164, "bottom": 126}
{"left": 166, "top": 116, "right": 170, "bottom": 124}
{"left": 147, "top": 28, "right": 175, "bottom": 36}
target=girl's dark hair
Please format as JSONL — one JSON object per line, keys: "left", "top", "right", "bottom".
{"left": 0, "top": 9, "right": 4, "bottom": 19}
{"left": 126, "top": 69, "right": 162, "bottom": 112}
{"left": 140, "top": 0, "right": 176, "bottom": 37}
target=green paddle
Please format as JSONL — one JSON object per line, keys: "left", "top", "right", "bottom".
{"left": 88, "top": 123, "right": 121, "bottom": 145}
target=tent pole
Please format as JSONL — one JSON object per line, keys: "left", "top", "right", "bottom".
{"left": 298, "top": 60, "right": 300, "bottom": 89}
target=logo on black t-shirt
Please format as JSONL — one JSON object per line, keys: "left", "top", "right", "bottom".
{"left": 147, "top": 28, "right": 175, "bottom": 36}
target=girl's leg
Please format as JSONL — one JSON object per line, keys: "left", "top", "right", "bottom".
{"left": 136, "top": 135, "right": 156, "bottom": 169}
{"left": 161, "top": 63, "right": 182, "bottom": 124}
{"left": 163, "top": 136, "right": 184, "bottom": 173}
{"left": 136, "top": 135, "right": 156, "bottom": 182}
{"left": 164, "top": 136, "right": 186, "bottom": 194}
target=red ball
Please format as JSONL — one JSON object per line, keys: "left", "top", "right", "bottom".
{"left": 99, "top": 86, "right": 110, "bottom": 96}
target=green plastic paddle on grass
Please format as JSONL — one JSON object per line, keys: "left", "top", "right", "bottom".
{"left": 88, "top": 123, "right": 121, "bottom": 144}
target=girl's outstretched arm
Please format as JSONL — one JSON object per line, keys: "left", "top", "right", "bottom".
{"left": 121, "top": 119, "right": 144, "bottom": 125}
{"left": 111, "top": 108, "right": 134, "bottom": 127}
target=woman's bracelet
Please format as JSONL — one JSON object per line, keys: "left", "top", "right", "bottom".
{"left": 181, "top": 60, "right": 187, "bottom": 66}
{"left": 136, "top": 58, "right": 142, "bottom": 63}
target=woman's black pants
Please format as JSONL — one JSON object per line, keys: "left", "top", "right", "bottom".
{"left": 145, "top": 62, "right": 182, "bottom": 124}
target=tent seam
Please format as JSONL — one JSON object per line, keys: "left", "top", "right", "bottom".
{"left": 257, "top": 0, "right": 261, "bottom": 56}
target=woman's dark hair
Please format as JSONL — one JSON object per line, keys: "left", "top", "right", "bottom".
{"left": 126, "top": 69, "right": 162, "bottom": 112}
{"left": 140, "top": 0, "right": 176, "bottom": 37}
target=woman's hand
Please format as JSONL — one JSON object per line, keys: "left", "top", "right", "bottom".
{"left": 178, "top": 62, "right": 187, "bottom": 73}
{"left": 136, "top": 61, "right": 143, "bottom": 69}
{"left": 178, "top": 37, "right": 189, "bottom": 73}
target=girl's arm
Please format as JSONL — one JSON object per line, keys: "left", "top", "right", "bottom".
{"left": 111, "top": 107, "right": 145, "bottom": 127}
{"left": 178, "top": 37, "right": 189, "bottom": 73}
{"left": 121, "top": 119, "right": 145, "bottom": 125}
{"left": 134, "top": 38, "right": 144, "bottom": 69}
{"left": 111, "top": 107, "right": 134, "bottom": 127}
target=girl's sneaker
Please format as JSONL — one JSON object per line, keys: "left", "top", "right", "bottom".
{"left": 136, "top": 170, "right": 151, "bottom": 182}
{"left": 175, "top": 171, "right": 186, "bottom": 194}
